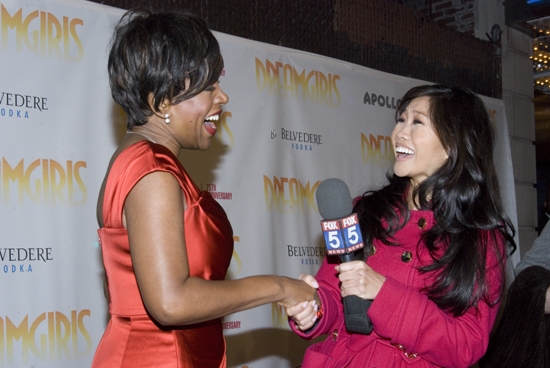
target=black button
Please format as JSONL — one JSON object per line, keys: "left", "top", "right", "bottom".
{"left": 418, "top": 218, "right": 426, "bottom": 229}
{"left": 401, "top": 251, "right": 413, "bottom": 262}
{"left": 368, "top": 245, "right": 376, "bottom": 256}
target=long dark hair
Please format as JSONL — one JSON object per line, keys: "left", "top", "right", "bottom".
{"left": 108, "top": 9, "right": 224, "bottom": 128}
{"left": 355, "top": 85, "right": 516, "bottom": 316}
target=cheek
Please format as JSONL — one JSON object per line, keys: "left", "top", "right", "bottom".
{"left": 390, "top": 127, "right": 399, "bottom": 142}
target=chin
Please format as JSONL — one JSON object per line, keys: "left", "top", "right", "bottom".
{"left": 198, "top": 142, "right": 212, "bottom": 151}
{"left": 392, "top": 168, "right": 408, "bottom": 178}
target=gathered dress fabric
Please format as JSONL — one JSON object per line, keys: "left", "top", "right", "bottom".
{"left": 92, "top": 141, "right": 234, "bottom": 368}
{"left": 292, "top": 210, "right": 505, "bottom": 368}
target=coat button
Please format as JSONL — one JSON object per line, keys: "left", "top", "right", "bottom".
{"left": 331, "top": 329, "right": 338, "bottom": 341}
{"left": 368, "top": 245, "right": 377, "bottom": 256}
{"left": 418, "top": 217, "right": 426, "bottom": 229}
{"left": 401, "top": 251, "right": 413, "bottom": 263}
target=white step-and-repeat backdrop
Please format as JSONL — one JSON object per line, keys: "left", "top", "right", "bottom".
{"left": 0, "top": 0, "right": 519, "bottom": 366}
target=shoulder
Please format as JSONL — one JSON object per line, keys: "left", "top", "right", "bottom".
{"left": 107, "top": 141, "right": 185, "bottom": 191}
{"left": 116, "top": 141, "right": 181, "bottom": 173}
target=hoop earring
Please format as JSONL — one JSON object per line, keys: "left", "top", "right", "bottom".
{"left": 164, "top": 113, "right": 170, "bottom": 124}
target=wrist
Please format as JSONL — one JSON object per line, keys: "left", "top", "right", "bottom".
{"left": 276, "top": 276, "right": 290, "bottom": 302}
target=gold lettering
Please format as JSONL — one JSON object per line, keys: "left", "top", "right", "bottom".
{"left": 24, "top": 158, "right": 42, "bottom": 203}
{"left": 6, "top": 315, "right": 29, "bottom": 365}
{"left": 2, "top": 157, "right": 24, "bottom": 204}
{"left": 77, "top": 310, "right": 92, "bottom": 357}
{"left": 264, "top": 175, "right": 321, "bottom": 214}
{"left": 0, "top": 310, "right": 93, "bottom": 364}
{"left": 1, "top": 6, "right": 84, "bottom": 61}
{"left": 29, "top": 313, "right": 47, "bottom": 360}
{"left": 68, "top": 18, "right": 84, "bottom": 62}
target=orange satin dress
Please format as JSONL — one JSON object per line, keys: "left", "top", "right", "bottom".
{"left": 92, "top": 141, "right": 234, "bottom": 368}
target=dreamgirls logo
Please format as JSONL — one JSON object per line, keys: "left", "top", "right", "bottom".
{"left": 0, "top": 310, "right": 92, "bottom": 366}
{"left": 0, "top": 4, "right": 84, "bottom": 61}
{"left": 255, "top": 58, "right": 341, "bottom": 107}
{"left": 263, "top": 175, "right": 321, "bottom": 214}
{"left": 361, "top": 133, "right": 394, "bottom": 167}
{"left": 1, "top": 157, "right": 87, "bottom": 206}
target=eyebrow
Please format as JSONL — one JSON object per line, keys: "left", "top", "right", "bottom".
{"left": 410, "top": 109, "right": 428, "bottom": 117}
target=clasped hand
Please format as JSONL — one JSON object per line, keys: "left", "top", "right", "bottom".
{"left": 337, "top": 260, "right": 385, "bottom": 299}
{"left": 286, "top": 261, "right": 386, "bottom": 331}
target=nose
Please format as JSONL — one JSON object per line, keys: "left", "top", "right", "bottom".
{"left": 393, "top": 123, "right": 410, "bottom": 140}
{"left": 216, "top": 86, "right": 229, "bottom": 105}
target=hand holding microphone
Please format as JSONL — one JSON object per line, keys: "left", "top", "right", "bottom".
{"left": 316, "top": 178, "right": 374, "bottom": 334}
{"left": 337, "top": 261, "right": 386, "bottom": 301}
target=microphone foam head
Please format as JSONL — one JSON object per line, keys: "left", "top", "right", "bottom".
{"left": 316, "top": 178, "right": 353, "bottom": 220}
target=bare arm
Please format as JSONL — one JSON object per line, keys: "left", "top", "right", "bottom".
{"left": 125, "top": 171, "right": 316, "bottom": 326}
{"left": 546, "top": 286, "right": 550, "bottom": 314}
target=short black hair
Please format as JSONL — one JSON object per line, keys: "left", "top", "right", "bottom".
{"left": 108, "top": 9, "right": 224, "bottom": 128}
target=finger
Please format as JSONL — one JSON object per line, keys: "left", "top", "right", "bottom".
{"left": 298, "top": 319, "right": 316, "bottom": 331}
{"left": 299, "top": 274, "right": 319, "bottom": 289}
{"left": 338, "top": 260, "right": 367, "bottom": 273}
{"left": 338, "top": 270, "right": 362, "bottom": 283}
{"left": 294, "top": 307, "right": 315, "bottom": 322}
{"left": 286, "top": 301, "right": 308, "bottom": 317}
{"left": 292, "top": 300, "right": 317, "bottom": 328}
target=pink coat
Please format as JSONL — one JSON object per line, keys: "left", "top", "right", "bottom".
{"left": 293, "top": 210, "right": 505, "bottom": 368}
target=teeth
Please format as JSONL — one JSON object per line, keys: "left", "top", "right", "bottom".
{"left": 205, "top": 115, "right": 219, "bottom": 122}
{"left": 396, "top": 146, "right": 414, "bottom": 155}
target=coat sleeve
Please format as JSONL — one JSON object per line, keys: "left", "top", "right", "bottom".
{"left": 368, "top": 232, "right": 506, "bottom": 368}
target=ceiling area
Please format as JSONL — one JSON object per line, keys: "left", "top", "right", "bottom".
{"left": 532, "top": 14, "right": 550, "bottom": 165}
{"left": 506, "top": 0, "right": 550, "bottom": 167}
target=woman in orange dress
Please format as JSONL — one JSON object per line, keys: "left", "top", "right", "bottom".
{"left": 92, "top": 9, "right": 316, "bottom": 367}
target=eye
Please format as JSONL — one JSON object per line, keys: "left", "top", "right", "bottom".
{"left": 205, "top": 85, "right": 216, "bottom": 92}
{"left": 396, "top": 117, "right": 405, "bottom": 124}
{"left": 413, "top": 119, "right": 424, "bottom": 125}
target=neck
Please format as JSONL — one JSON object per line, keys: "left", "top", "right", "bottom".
{"left": 127, "top": 130, "right": 156, "bottom": 143}
{"left": 128, "top": 122, "right": 182, "bottom": 157}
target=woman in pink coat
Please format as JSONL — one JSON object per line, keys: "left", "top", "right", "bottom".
{"left": 287, "top": 85, "right": 516, "bottom": 368}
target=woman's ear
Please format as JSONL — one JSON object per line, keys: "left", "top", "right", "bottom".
{"left": 148, "top": 93, "right": 171, "bottom": 117}
{"left": 158, "top": 98, "right": 171, "bottom": 114}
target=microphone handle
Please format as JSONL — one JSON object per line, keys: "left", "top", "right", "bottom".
{"left": 340, "top": 252, "right": 355, "bottom": 263}
{"left": 343, "top": 296, "right": 373, "bottom": 334}
{"left": 340, "top": 252, "right": 374, "bottom": 334}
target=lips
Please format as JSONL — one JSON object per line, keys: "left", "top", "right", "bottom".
{"left": 204, "top": 114, "right": 219, "bottom": 136}
{"left": 395, "top": 145, "right": 414, "bottom": 159}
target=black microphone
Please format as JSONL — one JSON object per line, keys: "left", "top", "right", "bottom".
{"left": 316, "top": 178, "right": 373, "bottom": 334}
